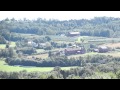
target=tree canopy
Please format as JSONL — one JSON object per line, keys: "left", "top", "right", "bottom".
{"left": 1, "top": 17, "right": 120, "bottom": 40}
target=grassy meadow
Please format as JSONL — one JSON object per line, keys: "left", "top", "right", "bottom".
{"left": 0, "top": 44, "right": 6, "bottom": 49}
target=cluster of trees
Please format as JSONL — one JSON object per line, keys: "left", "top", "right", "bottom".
{"left": 1, "top": 54, "right": 120, "bottom": 79}
{"left": 34, "top": 41, "right": 68, "bottom": 50}
{"left": 0, "top": 70, "right": 43, "bottom": 79}
{"left": 15, "top": 39, "right": 67, "bottom": 51}
{"left": 0, "top": 29, "right": 10, "bottom": 41}
{"left": 16, "top": 47, "right": 36, "bottom": 55}
{"left": 51, "top": 42, "right": 67, "bottom": 48}
{"left": 1, "top": 17, "right": 120, "bottom": 40}
{"left": 0, "top": 36, "right": 7, "bottom": 44}
{"left": 0, "top": 47, "right": 16, "bottom": 58}
{"left": 10, "top": 33, "right": 23, "bottom": 41}
{"left": 5, "top": 54, "right": 120, "bottom": 69}
{"left": 0, "top": 67, "right": 94, "bottom": 79}
{"left": 80, "top": 29, "right": 114, "bottom": 37}
{"left": 5, "top": 56, "right": 81, "bottom": 67}
{"left": 32, "top": 36, "right": 51, "bottom": 43}
{"left": 1, "top": 64, "right": 120, "bottom": 79}
{"left": 0, "top": 29, "right": 23, "bottom": 42}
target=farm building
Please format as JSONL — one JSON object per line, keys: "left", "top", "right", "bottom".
{"left": 49, "top": 50, "right": 65, "bottom": 57}
{"left": 64, "top": 47, "right": 86, "bottom": 55}
{"left": 67, "top": 32, "right": 80, "bottom": 37}
{"left": 93, "top": 49, "right": 99, "bottom": 52}
{"left": 98, "top": 46, "right": 109, "bottom": 53}
{"left": 39, "top": 43, "right": 46, "bottom": 47}
{"left": 28, "top": 41, "right": 38, "bottom": 48}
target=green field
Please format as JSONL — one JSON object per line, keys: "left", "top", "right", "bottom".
{"left": 9, "top": 42, "right": 16, "bottom": 47}
{"left": 0, "top": 44, "right": 6, "bottom": 49}
{"left": 0, "top": 60, "right": 76, "bottom": 72}
{"left": 0, "top": 42, "right": 16, "bottom": 49}
{"left": 36, "top": 49, "right": 45, "bottom": 53}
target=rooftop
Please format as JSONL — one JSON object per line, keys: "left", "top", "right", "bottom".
{"left": 98, "top": 46, "right": 108, "bottom": 49}
{"left": 65, "top": 47, "right": 83, "bottom": 51}
{"left": 69, "top": 32, "right": 80, "bottom": 34}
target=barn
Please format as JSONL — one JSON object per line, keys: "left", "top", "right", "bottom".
{"left": 64, "top": 47, "right": 85, "bottom": 55}
{"left": 98, "top": 46, "right": 109, "bottom": 53}
{"left": 67, "top": 32, "right": 80, "bottom": 37}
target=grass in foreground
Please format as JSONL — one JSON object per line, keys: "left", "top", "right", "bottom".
{"left": 0, "top": 60, "right": 76, "bottom": 72}
{"left": 93, "top": 72, "right": 116, "bottom": 79}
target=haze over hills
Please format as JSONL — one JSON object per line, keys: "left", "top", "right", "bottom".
{"left": 0, "top": 11, "right": 120, "bottom": 21}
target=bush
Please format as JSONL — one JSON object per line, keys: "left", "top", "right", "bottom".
{"left": 5, "top": 56, "right": 82, "bottom": 67}
{"left": 0, "top": 36, "right": 7, "bottom": 44}
{"left": 16, "top": 47, "right": 36, "bottom": 55}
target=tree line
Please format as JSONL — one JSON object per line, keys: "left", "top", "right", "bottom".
{"left": 5, "top": 55, "right": 120, "bottom": 68}
{"left": 1, "top": 62, "right": 120, "bottom": 79}
{"left": 1, "top": 54, "right": 120, "bottom": 79}
{"left": 1, "top": 17, "right": 120, "bottom": 42}
{"left": 0, "top": 47, "right": 16, "bottom": 58}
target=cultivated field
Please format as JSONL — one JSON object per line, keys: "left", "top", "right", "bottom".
{"left": 99, "top": 43, "right": 120, "bottom": 48}
{"left": 27, "top": 53, "right": 48, "bottom": 59}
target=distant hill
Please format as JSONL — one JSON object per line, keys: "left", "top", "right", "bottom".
{"left": 1, "top": 17, "right": 120, "bottom": 40}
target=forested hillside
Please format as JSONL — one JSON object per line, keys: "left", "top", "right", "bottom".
{"left": 1, "top": 17, "right": 120, "bottom": 42}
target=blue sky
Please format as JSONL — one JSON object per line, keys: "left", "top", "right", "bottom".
{"left": 0, "top": 11, "right": 120, "bottom": 20}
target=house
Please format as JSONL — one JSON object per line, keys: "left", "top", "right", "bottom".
{"left": 67, "top": 32, "right": 80, "bottom": 37}
{"left": 98, "top": 46, "right": 109, "bottom": 53}
{"left": 28, "top": 41, "right": 38, "bottom": 48}
{"left": 64, "top": 47, "right": 86, "bottom": 56}
{"left": 60, "top": 34, "right": 65, "bottom": 37}
{"left": 93, "top": 49, "right": 99, "bottom": 52}
{"left": 39, "top": 43, "right": 46, "bottom": 47}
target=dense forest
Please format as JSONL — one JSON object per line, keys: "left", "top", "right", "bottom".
{"left": 1, "top": 17, "right": 120, "bottom": 43}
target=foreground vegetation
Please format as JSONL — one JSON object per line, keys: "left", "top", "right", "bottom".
{"left": 0, "top": 54, "right": 120, "bottom": 79}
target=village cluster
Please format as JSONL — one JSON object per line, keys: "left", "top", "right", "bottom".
{"left": 26, "top": 31, "right": 110, "bottom": 57}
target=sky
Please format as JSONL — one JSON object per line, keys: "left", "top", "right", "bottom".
{"left": 0, "top": 11, "right": 120, "bottom": 21}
